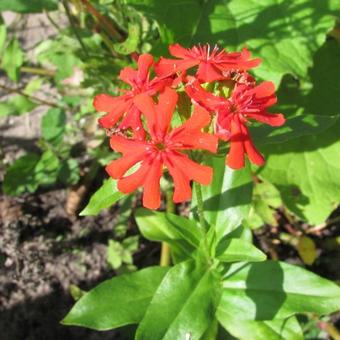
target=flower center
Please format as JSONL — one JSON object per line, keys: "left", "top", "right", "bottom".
{"left": 155, "top": 142, "right": 166, "bottom": 151}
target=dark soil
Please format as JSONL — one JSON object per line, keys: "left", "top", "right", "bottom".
{"left": 0, "top": 186, "right": 156, "bottom": 340}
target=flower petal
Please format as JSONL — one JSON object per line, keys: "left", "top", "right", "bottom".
{"left": 142, "top": 158, "right": 163, "bottom": 209}
{"left": 133, "top": 94, "right": 158, "bottom": 139}
{"left": 106, "top": 152, "right": 144, "bottom": 179}
{"left": 196, "top": 61, "right": 224, "bottom": 82}
{"left": 117, "top": 161, "right": 149, "bottom": 193}
{"left": 185, "top": 78, "right": 225, "bottom": 112}
{"left": 246, "top": 112, "right": 285, "bottom": 126}
{"left": 156, "top": 87, "right": 178, "bottom": 135}
{"left": 169, "top": 43, "right": 190, "bottom": 58}
{"left": 93, "top": 94, "right": 124, "bottom": 112}
{"left": 227, "top": 119, "right": 246, "bottom": 169}
{"left": 137, "top": 53, "right": 154, "bottom": 82}
{"left": 109, "top": 135, "right": 148, "bottom": 154}
{"left": 119, "top": 66, "right": 137, "bottom": 87}
{"left": 241, "top": 124, "right": 265, "bottom": 166}
{"left": 165, "top": 155, "right": 192, "bottom": 203}
{"left": 98, "top": 100, "right": 131, "bottom": 128}
{"left": 155, "top": 58, "right": 198, "bottom": 78}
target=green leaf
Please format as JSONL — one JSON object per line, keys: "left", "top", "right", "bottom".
{"left": 1, "top": 38, "right": 23, "bottom": 82}
{"left": 79, "top": 178, "right": 125, "bottom": 216}
{"left": 219, "top": 314, "right": 303, "bottom": 340}
{"left": 0, "top": 0, "right": 58, "bottom": 13}
{"left": 58, "top": 159, "right": 80, "bottom": 185}
{"left": 136, "top": 260, "right": 220, "bottom": 340}
{"left": 135, "top": 208, "right": 201, "bottom": 261}
{"left": 276, "top": 40, "right": 340, "bottom": 118}
{"left": 216, "top": 238, "right": 266, "bottom": 263}
{"left": 244, "top": 180, "right": 282, "bottom": 229}
{"left": 0, "top": 21, "right": 7, "bottom": 55}
{"left": 3, "top": 154, "right": 40, "bottom": 195}
{"left": 62, "top": 266, "right": 168, "bottom": 330}
{"left": 259, "top": 118, "right": 340, "bottom": 224}
{"left": 192, "top": 156, "right": 253, "bottom": 241}
{"left": 252, "top": 115, "right": 339, "bottom": 146}
{"left": 200, "top": 0, "right": 337, "bottom": 84}
{"left": 114, "top": 22, "right": 140, "bottom": 55}
{"left": 34, "top": 150, "right": 60, "bottom": 186}
{"left": 0, "top": 95, "right": 37, "bottom": 117}
{"left": 126, "top": 0, "right": 202, "bottom": 54}
{"left": 128, "top": 0, "right": 337, "bottom": 83}
{"left": 217, "top": 261, "right": 340, "bottom": 321}
{"left": 41, "top": 108, "right": 66, "bottom": 144}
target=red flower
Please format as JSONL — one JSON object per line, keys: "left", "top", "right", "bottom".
{"left": 105, "top": 87, "right": 218, "bottom": 209}
{"left": 186, "top": 79, "right": 285, "bottom": 169}
{"left": 93, "top": 54, "right": 168, "bottom": 137}
{"left": 155, "top": 43, "right": 261, "bottom": 83}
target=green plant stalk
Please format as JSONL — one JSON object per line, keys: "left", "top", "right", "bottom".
{"left": 160, "top": 189, "right": 174, "bottom": 267}
{"left": 194, "top": 182, "right": 208, "bottom": 232}
{"left": 62, "top": 0, "right": 89, "bottom": 57}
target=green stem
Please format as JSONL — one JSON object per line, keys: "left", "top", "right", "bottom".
{"left": 0, "top": 83, "right": 61, "bottom": 108}
{"left": 194, "top": 182, "right": 207, "bottom": 232}
{"left": 20, "top": 66, "right": 55, "bottom": 77}
{"left": 62, "top": 0, "right": 89, "bottom": 57}
{"left": 160, "top": 189, "right": 174, "bottom": 267}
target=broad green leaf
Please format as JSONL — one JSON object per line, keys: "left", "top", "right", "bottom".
{"left": 58, "top": 159, "right": 80, "bottom": 185}
{"left": 216, "top": 238, "right": 266, "bottom": 263}
{"left": 0, "top": 95, "right": 37, "bottom": 117}
{"left": 62, "top": 266, "right": 168, "bottom": 330}
{"left": 252, "top": 115, "right": 339, "bottom": 146}
{"left": 34, "top": 150, "right": 60, "bottom": 186}
{"left": 244, "top": 180, "right": 282, "bottom": 229}
{"left": 192, "top": 156, "right": 253, "bottom": 241}
{"left": 196, "top": 0, "right": 337, "bottom": 84}
{"left": 126, "top": 0, "right": 202, "bottom": 54}
{"left": 128, "top": 0, "right": 337, "bottom": 83}
{"left": 217, "top": 261, "right": 340, "bottom": 321}
{"left": 135, "top": 208, "right": 201, "bottom": 261}
{"left": 41, "top": 108, "right": 66, "bottom": 144}
{"left": 114, "top": 22, "right": 140, "bottom": 55}
{"left": 276, "top": 40, "right": 340, "bottom": 118}
{"left": 3, "top": 154, "right": 40, "bottom": 195}
{"left": 219, "top": 313, "right": 303, "bottom": 340}
{"left": 259, "top": 119, "right": 340, "bottom": 224}
{"left": 1, "top": 38, "right": 23, "bottom": 82}
{"left": 80, "top": 178, "right": 125, "bottom": 216}
{"left": 136, "top": 260, "right": 220, "bottom": 340}
{"left": 0, "top": 0, "right": 58, "bottom": 13}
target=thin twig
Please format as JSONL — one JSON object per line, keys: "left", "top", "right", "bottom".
{"left": 80, "top": 0, "right": 124, "bottom": 42}
{"left": 44, "top": 9, "right": 62, "bottom": 33}
{"left": 0, "top": 83, "right": 61, "bottom": 108}
{"left": 62, "top": 0, "right": 89, "bottom": 57}
{"left": 307, "top": 215, "right": 340, "bottom": 234}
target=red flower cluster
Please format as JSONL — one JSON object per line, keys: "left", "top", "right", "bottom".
{"left": 94, "top": 44, "right": 285, "bottom": 209}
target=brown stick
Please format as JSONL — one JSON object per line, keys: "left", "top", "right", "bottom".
{"left": 0, "top": 83, "right": 61, "bottom": 108}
